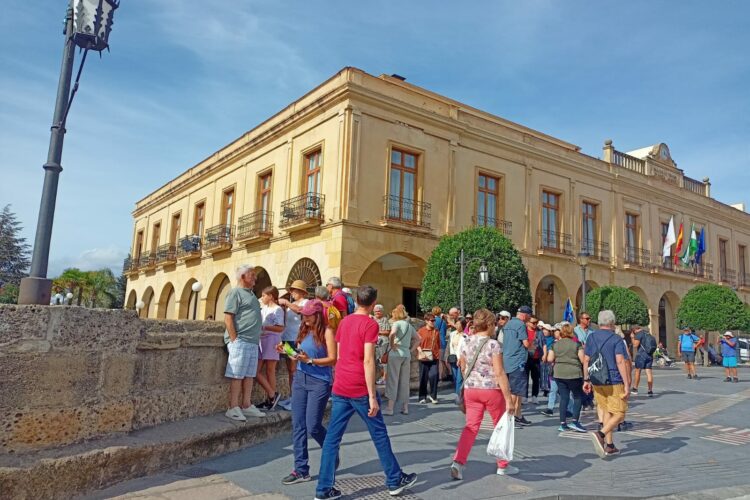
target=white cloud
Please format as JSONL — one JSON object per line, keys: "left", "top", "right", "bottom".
{"left": 48, "top": 246, "right": 127, "bottom": 277}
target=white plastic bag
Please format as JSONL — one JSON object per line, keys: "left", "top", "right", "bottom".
{"left": 486, "top": 412, "right": 514, "bottom": 461}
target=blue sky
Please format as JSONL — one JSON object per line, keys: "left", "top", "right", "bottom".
{"left": 1, "top": 1, "right": 748, "bottom": 277}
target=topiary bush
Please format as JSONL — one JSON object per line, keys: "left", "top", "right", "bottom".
{"left": 585, "top": 286, "right": 649, "bottom": 326}
{"left": 419, "top": 227, "right": 531, "bottom": 314}
{"left": 676, "top": 284, "right": 750, "bottom": 332}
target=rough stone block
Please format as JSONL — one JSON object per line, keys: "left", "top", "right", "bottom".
{"left": 0, "top": 305, "right": 50, "bottom": 342}
{"left": 132, "top": 388, "right": 227, "bottom": 429}
{"left": 4, "top": 407, "right": 84, "bottom": 452}
{"left": 50, "top": 307, "right": 141, "bottom": 353}
{"left": 100, "top": 354, "right": 137, "bottom": 398}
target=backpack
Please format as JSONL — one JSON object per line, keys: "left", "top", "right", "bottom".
{"left": 640, "top": 332, "right": 657, "bottom": 356}
{"left": 587, "top": 334, "right": 615, "bottom": 386}
{"left": 323, "top": 301, "right": 342, "bottom": 332}
{"left": 345, "top": 294, "right": 356, "bottom": 315}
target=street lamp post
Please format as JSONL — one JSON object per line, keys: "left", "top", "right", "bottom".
{"left": 65, "top": 291, "right": 74, "bottom": 305}
{"left": 18, "top": 0, "right": 119, "bottom": 305}
{"left": 577, "top": 252, "right": 590, "bottom": 315}
{"left": 191, "top": 281, "right": 203, "bottom": 320}
{"left": 135, "top": 300, "right": 145, "bottom": 318}
{"left": 458, "top": 248, "right": 489, "bottom": 315}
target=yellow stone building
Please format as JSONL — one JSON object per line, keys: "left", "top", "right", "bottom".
{"left": 125, "top": 67, "right": 750, "bottom": 352}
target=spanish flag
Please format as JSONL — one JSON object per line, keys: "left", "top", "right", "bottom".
{"left": 673, "top": 222, "right": 684, "bottom": 265}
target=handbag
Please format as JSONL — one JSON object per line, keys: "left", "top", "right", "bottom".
{"left": 457, "top": 337, "right": 490, "bottom": 413}
{"left": 380, "top": 322, "right": 411, "bottom": 364}
{"left": 418, "top": 330, "right": 438, "bottom": 362}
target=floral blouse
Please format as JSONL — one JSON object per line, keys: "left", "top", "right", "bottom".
{"left": 461, "top": 334, "right": 503, "bottom": 389}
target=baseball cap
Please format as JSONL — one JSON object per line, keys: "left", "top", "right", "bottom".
{"left": 499, "top": 310, "right": 511, "bottom": 318}
{"left": 724, "top": 331, "right": 735, "bottom": 338}
{"left": 301, "top": 300, "right": 323, "bottom": 316}
{"left": 342, "top": 287, "right": 352, "bottom": 294}
{"left": 538, "top": 321, "right": 552, "bottom": 330}
{"left": 518, "top": 305, "right": 533, "bottom": 314}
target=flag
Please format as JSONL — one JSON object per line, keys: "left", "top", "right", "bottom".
{"left": 564, "top": 298, "right": 575, "bottom": 323}
{"left": 695, "top": 228, "right": 706, "bottom": 264}
{"left": 681, "top": 224, "right": 698, "bottom": 266}
{"left": 673, "top": 222, "right": 684, "bottom": 265}
{"left": 662, "top": 216, "right": 676, "bottom": 261}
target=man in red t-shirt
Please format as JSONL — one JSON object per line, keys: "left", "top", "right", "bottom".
{"left": 315, "top": 285, "right": 417, "bottom": 500}
{"left": 326, "top": 276, "right": 348, "bottom": 317}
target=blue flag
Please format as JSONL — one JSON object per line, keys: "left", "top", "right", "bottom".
{"left": 695, "top": 228, "right": 706, "bottom": 264}
{"left": 564, "top": 298, "right": 575, "bottom": 323}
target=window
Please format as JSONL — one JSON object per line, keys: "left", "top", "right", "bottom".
{"left": 388, "top": 148, "right": 418, "bottom": 222}
{"left": 740, "top": 245, "right": 747, "bottom": 285}
{"left": 151, "top": 222, "right": 161, "bottom": 252}
{"left": 581, "top": 201, "right": 598, "bottom": 253}
{"left": 719, "top": 238, "right": 728, "bottom": 274}
{"left": 193, "top": 202, "right": 205, "bottom": 235}
{"left": 170, "top": 213, "right": 181, "bottom": 245}
{"left": 661, "top": 222, "right": 670, "bottom": 245}
{"left": 305, "top": 149, "right": 322, "bottom": 194}
{"left": 477, "top": 173, "right": 500, "bottom": 227}
{"left": 135, "top": 230, "right": 144, "bottom": 260}
{"left": 541, "top": 191, "right": 560, "bottom": 248}
{"left": 625, "top": 213, "right": 639, "bottom": 249}
{"left": 221, "top": 189, "right": 234, "bottom": 226}
{"left": 258, "top": 172, "right": 272, "bottom": 230}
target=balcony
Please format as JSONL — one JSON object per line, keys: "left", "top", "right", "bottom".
{"left": 204, "top": 224, "right": 233, "bottom": 254}
{"left": 659, "top": 260, "right": 714, "bottom": 281}
{"left": 623, "top": 247, "right": 652, "bottom": 269}
{"left": 279, "top": 193, "right": 325, "bottom": 231}
{"left": 236, "top": 210, "right": 274, "bottom": 244}
{"left": 473, "top": 216, "right": 512, "bottom": 236}
{"left": 138, "top": 252, "right": 156, "bottom": 271}
{"left": 155, "top": 244, "right": 176, "bottom": 266}
{"left": 719, "top": 268, "right": 737, "bottom": 287}
{"left": 739, "top": 273, "right": 750, "bottom": 289}
{"left": 123, "top": 255, "right": 139, "bottom": 276}
{"left": 381, "top": 195, "right": 431, "bottom": 230}
{"left": 538, "top": 231, "right": 573, "bottom": 256}
{"left": 177, "top": 235, "right": 202, "bottom": 260}
{"left": 580, "top": 239, "right": 610, "bottom": 264}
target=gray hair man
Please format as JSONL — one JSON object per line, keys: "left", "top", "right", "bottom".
{"left": 583, "top": 310, "right": 631, "bottom": 458}
{"left": 503, "top": 306, "right": 532, "bottom": 426}
{"left": 326, "top": 276, "right": 348, "bottom": 317}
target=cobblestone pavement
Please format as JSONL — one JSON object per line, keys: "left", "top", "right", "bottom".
{"left": 91, "top": 366, "right": 750, "bottom": 500}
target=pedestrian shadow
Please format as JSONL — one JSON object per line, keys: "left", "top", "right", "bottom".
{"left": 619, "top": 436, "right": 688, "bottom": 456}
{"left": 505, "top": 453, "right": 598, "bottom": 481}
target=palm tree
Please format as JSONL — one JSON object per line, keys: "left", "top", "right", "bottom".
{"left": 86, "top": 269, "right": 118, "bottom": 308}
{"left": 58, "top": 268, "right": 87, "bottom": 306}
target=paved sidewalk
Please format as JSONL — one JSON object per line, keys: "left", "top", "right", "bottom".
{"left": 90, "top": 366, "right": 750, "bottom": 500}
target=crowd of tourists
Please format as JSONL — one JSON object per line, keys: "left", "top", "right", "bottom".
{"left": 219, "top": 264, "right": 742, "bottom": 499}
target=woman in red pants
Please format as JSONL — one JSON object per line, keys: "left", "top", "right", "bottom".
{"left": 451, "top": 309, "right": 517, "bottom": 479}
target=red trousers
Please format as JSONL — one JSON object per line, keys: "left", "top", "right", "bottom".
{"left": 453, "top": 388, "right": 509, "bottom": 468}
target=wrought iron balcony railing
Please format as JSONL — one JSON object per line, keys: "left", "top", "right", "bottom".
{"left": 123, "top": 255, "right": 138, "bottom": 274}
{"left": 177, "top": 235, "right": 202, "bottom": 259}
{"left": 538, "top": 230, "right": 573, "bottom": 255}
{"left": 204, "top": 224, "right": 233, "bottom": 252}
{"left": 719, "top": 268, "right": 737, "bottom": 286}
{"left": 236, "top": 210, "right": 273, "bottom": 241}
{"left": 662, "top": 259, "right": 714, "bottom": 281}
{"left": 156, "top": 244, "right": 176, "bottom": 265}
{"left": 738, "top": 272, "right": 750, "bottom": 288}
{"left": 138, "top": 252, "right": 156, "bottom": 269}
{"left": 473, "top": 216, "right": 511, "bottom": 236}
{"left": 280, "top": 193, "right": 325, "bottom": 228}
{"left": 624, "top": 247, "right": 652, "bottom": 268}
{"left": 382, "top": 195, "right": 431, "bottom": 229}
{"left": 580, "top": 239, "right": 610, "bottom": 263}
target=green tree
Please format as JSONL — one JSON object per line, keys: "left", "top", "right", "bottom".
{"left": 585, "top": 286, "right": 649, "bottom": 326}
{"left": 420, "top": 227, "right": 531, "bottom": 314}
{"left": 58, "top": 268, "right": 88, "bottom": 306}
{"left": 111, "top": 273, "right": 127, "bottom": 309}
{"left": 676, "top": 284, "right": 750, "bottom": 332}
{"left": 0, "top": 205, "right": 31, "bottom": 302}
{"left": 86, "top": 269, "right": 119, "bottom": 308}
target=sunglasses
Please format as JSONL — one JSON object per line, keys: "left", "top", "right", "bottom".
{"left": 581, "top": 317, "right": 591, "bottom": 320}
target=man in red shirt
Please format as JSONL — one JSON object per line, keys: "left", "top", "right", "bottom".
{"left": 326, "top": 276, "right": 348, "bottom": 317}
{"left": 314, "top": 285, "right": 417, "bottom": 500}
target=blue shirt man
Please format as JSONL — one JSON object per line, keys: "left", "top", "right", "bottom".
{"left": 584, "top": 329, "right": 630, "bottom": 385}
{"left": 503, "top": 317, "right": 529, "bottom": 373}
{"left": 434, "top": 314, "right": 448, "bottom": 350}
{"left": 679, "top": 329, "right": 699, "bottom": 352}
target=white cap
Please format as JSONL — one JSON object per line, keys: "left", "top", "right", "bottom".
{"left": 724, "top": 331, "right": 735, "bottom": 337}
{"left": 342, "top": 287, "right": 352, "bottom": 294}
{"left": 499, "top": 310, "right": 511, "bottom": 318}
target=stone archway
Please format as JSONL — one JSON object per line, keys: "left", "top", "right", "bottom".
{"left": 205, "top": 273, "right": 231, "bottom": 321}
{"left": 357, "top": 253, "right": 426, "bottom": 317}
{"left": 157, "top": 283, "right": 176, "bottom": 319}
{"left": 141, "top": 286, "right": 155, "bottom": 319}
{"left": 575, "top": 280, "right": 600, "bottom": 316}
{"left": 125, "top": 289, "right": 137, "bottom": 310}
{"left": 253, "top": 267, "right": 272, "bottom": 298}
{"left": 286, "top": 258, "right": 322, "bottom": 296}
{"left": 658, "top": 291, "right": 680, "bottom": 353}
{"left": 179, "top": 278, "right": 198, "bottom": 319}
{"left": 534, "top": 275, "right": 569, "bottom": 324}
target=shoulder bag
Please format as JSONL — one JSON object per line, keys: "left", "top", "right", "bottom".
{"left": 380, "top": 321, "right": 410, "bottom": 364}
{"left": 418, "top": 330, "right": 438, "bottom": 362}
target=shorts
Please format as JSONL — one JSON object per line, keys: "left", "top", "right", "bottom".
{"left": 225, "top": 340, "right": 259, "bottom": 379}
{"left": 507, "top": 368, "right": 528, "bottom": 397}
{"left": 635, "top": 354, "right": 653, "bottom": 370}
{"left": 593, "top": 384, "right": 628, "bottom": 415}
{"left": 260, "top": 333, "right": 281, "bottom": 361}
{"left": 681, "top": 352, "right": 696, "bottom": 363}
{"left": 723, "top": 356, "right": 738, "bottom": 368}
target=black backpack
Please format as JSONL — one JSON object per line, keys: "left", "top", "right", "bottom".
{"left": 640, "top": 332, "right": 657, "bottom": 356}
{"left": 587, "top": 334, "right": 615, "bottom": 386}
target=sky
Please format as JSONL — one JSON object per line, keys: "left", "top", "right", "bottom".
{"left": 1, "top": 1, "right": 749, "bottom": 277}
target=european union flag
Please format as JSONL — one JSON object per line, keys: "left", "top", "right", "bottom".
{"left": 564, "top": 298, "right": 575, "bottom": 323}
{"left": 695, "top": 228, "right": 706, "bottom": 264}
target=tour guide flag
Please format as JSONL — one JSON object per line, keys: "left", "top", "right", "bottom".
{"left": 695, "top": 228, "right": 706, "bottom": 264}
{"left": 663, "top": 216, "right": 676, "bottom": 261}
{"left": 564, "top": 298, "right": 575, "bottom": 323}
{"left": 673, "top": 222, "right": 684, "bottom": 265}
{"left": 681, "top": 224, "right": 698, "bottom": 266}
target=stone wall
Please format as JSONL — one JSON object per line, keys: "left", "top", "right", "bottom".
{"left": 0, "top": 305, "right": 290, "bottom": 455}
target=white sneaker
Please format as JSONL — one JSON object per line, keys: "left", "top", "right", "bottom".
{"left": 419, "top": 399, "right": 427, "bottom": 404}
{"left": 427, "top": 396, "right": 438, "bottom": 404}
{"left": 497, "top": 465, "right": 519, "bottom": 476}
{"left": 450, "top": 461, "right": 464, "bottom": 480}
{"left": 531, "top": 396, "right": 538, "bottom": 404}
{"left": 225, "top": 407, "right": 247, "bottom": 422}
{"left": 522, "top": 397, "right": 529, "bottom": 404}
{"left": 241, "top": 405, "right": 266, "bottom": 418}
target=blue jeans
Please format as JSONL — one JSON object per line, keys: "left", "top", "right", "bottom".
{"left": 547, "top": 378, "right": 575, "bottom": 413}
{"left": 450, "top": 362, "right": 463, "bottom": 395}
{"left": 292, "top": 372, "right": 331, "bottom": 475}
{"left": 316, "top": 393, "right": 402, "bottom": 495}
{"left": 555, "top": 377, "right": 583, "bottom": 424}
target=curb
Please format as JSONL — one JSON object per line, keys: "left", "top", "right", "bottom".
{"left": 0, "top": 410, "right": 294, "bottom": 500}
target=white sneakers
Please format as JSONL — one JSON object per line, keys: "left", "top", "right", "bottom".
{"left": 225, "top": 405, "right": 266, "bottom": 421}
{"left": 450, "top": 461, "right": 464, "bottom": 480}
{"left": 427, "top": 396, "right": 438, "bottom": 404}
{"left": 497, "top": 465, "right": 519, "bottom": 475}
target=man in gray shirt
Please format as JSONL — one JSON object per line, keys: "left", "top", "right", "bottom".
{"left": 224, "top": 264, "right": 266, "bottom": 421}
{"left": 503, "top": 305, "right": 531, "bottom": 426}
